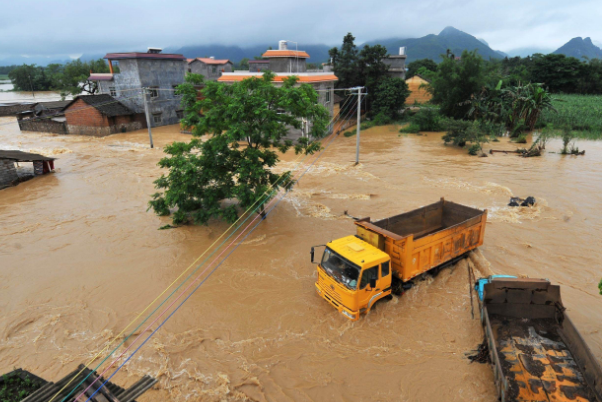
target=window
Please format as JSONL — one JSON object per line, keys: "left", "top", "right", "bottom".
{"left": 320, "top": 247, "right": 360, "bottom": 290}
{"left": 176, "top": 110, "right": 184, "bottom": 119}
{"left": 149, "top": 87, "right": 159, "bottom": 98}
{"left": 381, "top": 261, "right": 390, "bottom": 277}
{"left": 188, "top": 68, "right": 192, "bottom": 73}
{"left": 152, "top": 113, "right": 162, "bottom": 124}
{"left": 109, "top": 86, "right": 116, "bottom": 97}
{"left": 211, "top": 66, "right": 217, "bottom": 74}
{"left": 360, "top": 266, "right": 379, "bottom": 289}
{"left": 325, "top": 90, "right": 331, "bottom": 104}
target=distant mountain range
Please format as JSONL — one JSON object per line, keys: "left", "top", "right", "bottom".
{"left": 552, "top": 37, "right": 602, "bottom": 60}
{"left": 1, "top": 27, "right": 602, "bottom": 67}
{"left": 169, "top": 44, "right": 332, "bottom": 64}
{"left": 364, "top": 26, "right": 506, "bottom": 63}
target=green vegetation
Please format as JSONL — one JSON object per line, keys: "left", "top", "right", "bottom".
{"left": 0, "top": 74, "right": 8, "bottom": 81}
{"left": 371, "top": 77, "right": 410, "bottom": 120}
{"left": 539, "top": 94, "right": 602, "bottom": 137}
{"left": 406, "top": 58, "right": 438, "bottom": 79}
{"left": 149, "top": 71, "right": 329, "bottom": 225}
{"left": 0, "top": 372, "right": 44, "bottom": 402}
{"left": 329, "top": 33, "right": 408, "bottom": 121}
{"left": 7, "top": 59, "right": 111, "bottom": 96}
{"left": 399, "top": 122, "right": 421, "bottom": 133}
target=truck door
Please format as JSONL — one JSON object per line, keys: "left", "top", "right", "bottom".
{"left": 358, "top": 266, "right": 379, "bottom": 311}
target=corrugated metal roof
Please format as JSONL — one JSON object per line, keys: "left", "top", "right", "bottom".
{"left": 0, "top": 150, "right": 56, "bottom": 161}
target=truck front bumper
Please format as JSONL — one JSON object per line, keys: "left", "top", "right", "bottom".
{"left": 315, "top": 282, "right": 358, "bottom": 321}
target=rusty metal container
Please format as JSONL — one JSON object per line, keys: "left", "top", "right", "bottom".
{"left": 479, "top": 277, "right": 602, "bottom": 402}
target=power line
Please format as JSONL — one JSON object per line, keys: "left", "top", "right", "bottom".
{"left": 52, "top": 99, "right": 357, "bottom": 402}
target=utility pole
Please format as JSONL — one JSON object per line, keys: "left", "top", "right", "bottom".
{"left": 142, "top": 88, "right": 154, "bottom": 149}
{"left": 355, "top": 86, "right": 362, "bottom": 165}
{"left": 27, "top": 74, "right": 36, "bottom": 100}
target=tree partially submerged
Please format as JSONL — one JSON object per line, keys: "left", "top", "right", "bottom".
{"left": 149, "top": 71, "right": 330, "bottom": 225}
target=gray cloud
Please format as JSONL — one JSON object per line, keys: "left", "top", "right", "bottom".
{"left": 1, "top": 0, "right": 601, "bottom": 59}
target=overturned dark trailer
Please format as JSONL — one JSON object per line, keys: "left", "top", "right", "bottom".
{"left": 476, "top": 276, "right": 602, "bottom": 402}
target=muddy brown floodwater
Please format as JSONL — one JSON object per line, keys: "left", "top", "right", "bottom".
{"left": 1, "top": 118, "right": 601, "bottom": 401}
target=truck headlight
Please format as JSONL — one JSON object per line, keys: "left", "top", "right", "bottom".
{"left": 341, "top": 310, "right": 355, "bottom": 320}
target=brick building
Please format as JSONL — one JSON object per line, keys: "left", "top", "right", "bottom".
{"left": 187, "top": 57, "right": 233, "bottom": 81}
{"left": 90, "top": 48, "right": 186, "bottom": 127}
{"left": 63, "top": 94, "right": 146, "bottom": 136}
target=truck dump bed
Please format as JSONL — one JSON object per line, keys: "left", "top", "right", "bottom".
{"left": 480, "top": 277, "right": 602, "bottom": 402}
{"left": 355, "top": 199, "right": 487, "bottom": 281}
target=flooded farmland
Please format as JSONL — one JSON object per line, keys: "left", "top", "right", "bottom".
{"left": 1, "top": 118, "right": 601, "bottom": 401}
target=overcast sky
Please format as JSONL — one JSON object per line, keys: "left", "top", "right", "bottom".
{"left": 1, "top": 0, "right": 601, "bottom": 59}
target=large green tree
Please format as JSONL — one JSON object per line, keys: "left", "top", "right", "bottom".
{"left": 329, "top": 33, "right": 360, "bottom": 89}
{"left": 8, "top": 58, "right": 111, "bottom": 95}
{"left": 407, "top": 58, "right": 438, "bottom": 79}
{"left": 150, "top": 71, "right": 330, "bottom": 225}
{"left": 371, "top": 77, "right": 410, "bottom": 119}
{"left": 8, "top": 64, "right": 52, "bottom": 91}
{"left": 431, "top": 50, "right": 488, "bottom": 119}
{"left": 358, "top": 44, "right": 389, "bottom": 107}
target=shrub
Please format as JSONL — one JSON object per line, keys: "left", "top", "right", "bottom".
{"left": 514, "top": 133, "right": 528, "bottom": 143}
{"left": 399, "top": 123, "right": 421, "bottom": 133}
{"left": 410, "top": 107, "right": 442, "bottom": 131}
{"left": 442, "top": 119, "right": 471, "bottom": 147}
{"left": 468, "top": 143, "right": 481, "bottom": 155}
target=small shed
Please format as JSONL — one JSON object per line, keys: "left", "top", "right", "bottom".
{"left": 0, "top": 150, "right": 56, "bottom": 189}
{"left": 63, "top": 94, "right": 147, "bottom": 136}
{"left": 406, "top": 75, "right": 432, "bottom": 105}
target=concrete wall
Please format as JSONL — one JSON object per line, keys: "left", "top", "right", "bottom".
{"left": 18, "top": 119, "right": 68, "bottom": 134}
{"left": 268, "top": 58, "right": 307, "bottom": 73}
{"left": 189, "top": 61, "right": 233, "bottom": 81}
{"left": 249, "top": 61, "right": 270, "bottom": 72}
{"left": 100, "top": 58, "right": 186, "bottom": 128}
{"left": 384, "top": 56, "right": 407, "bottom": 79}
{"left": 0, "top": 160, "right": 18, "bottom": 188}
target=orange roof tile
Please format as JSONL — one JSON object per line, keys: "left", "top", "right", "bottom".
{"left": 218, "top": 74, "right": 337, "bottom": 83}
{"left": 262, "top": 50, "right": 310, "bottom": 58}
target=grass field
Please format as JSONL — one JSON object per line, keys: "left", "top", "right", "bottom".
{"left": 0, "top": 74, "right": 9, "bottom": 80}
{"left": 540, "top": 94, "right": 602, "bottom": 139}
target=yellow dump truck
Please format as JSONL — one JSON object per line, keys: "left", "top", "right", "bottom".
{"left": 312, "top": 199, "right": 487, "bottom": 321}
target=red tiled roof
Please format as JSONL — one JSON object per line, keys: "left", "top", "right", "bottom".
{"left": 104, "top": 52, "right": 186, "bottom": 60}
{"left": 262, "top": 50, "right": 310, "bottom": 58}
{"left": 218, "top": 74, "right": 337, "bottom": 84}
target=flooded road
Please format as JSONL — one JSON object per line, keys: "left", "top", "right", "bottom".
{"left": 1, "top": 118, "right": 601, "bottom": 401}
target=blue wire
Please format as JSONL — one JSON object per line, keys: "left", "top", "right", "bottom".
{"left": 82, "top": 130, "right": 340, "bottom": 402}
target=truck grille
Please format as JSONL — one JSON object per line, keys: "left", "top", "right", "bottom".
{"left": 318, "top": 274, "right": 342, "bottom": 303}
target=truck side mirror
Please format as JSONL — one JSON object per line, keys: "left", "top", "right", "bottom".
{"left": 310, "top": 247, "right": 315, "bottom": 263}
{"left": 370, "top": 278, "right": 377, "bottom": 289}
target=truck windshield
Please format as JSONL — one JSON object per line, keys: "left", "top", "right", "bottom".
{"left": 320, "top": 247, "right": 360, "bottom": 290}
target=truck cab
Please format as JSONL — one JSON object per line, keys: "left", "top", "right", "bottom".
{"left": 314, "top": 235, "right": 391, "bottom": 321}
